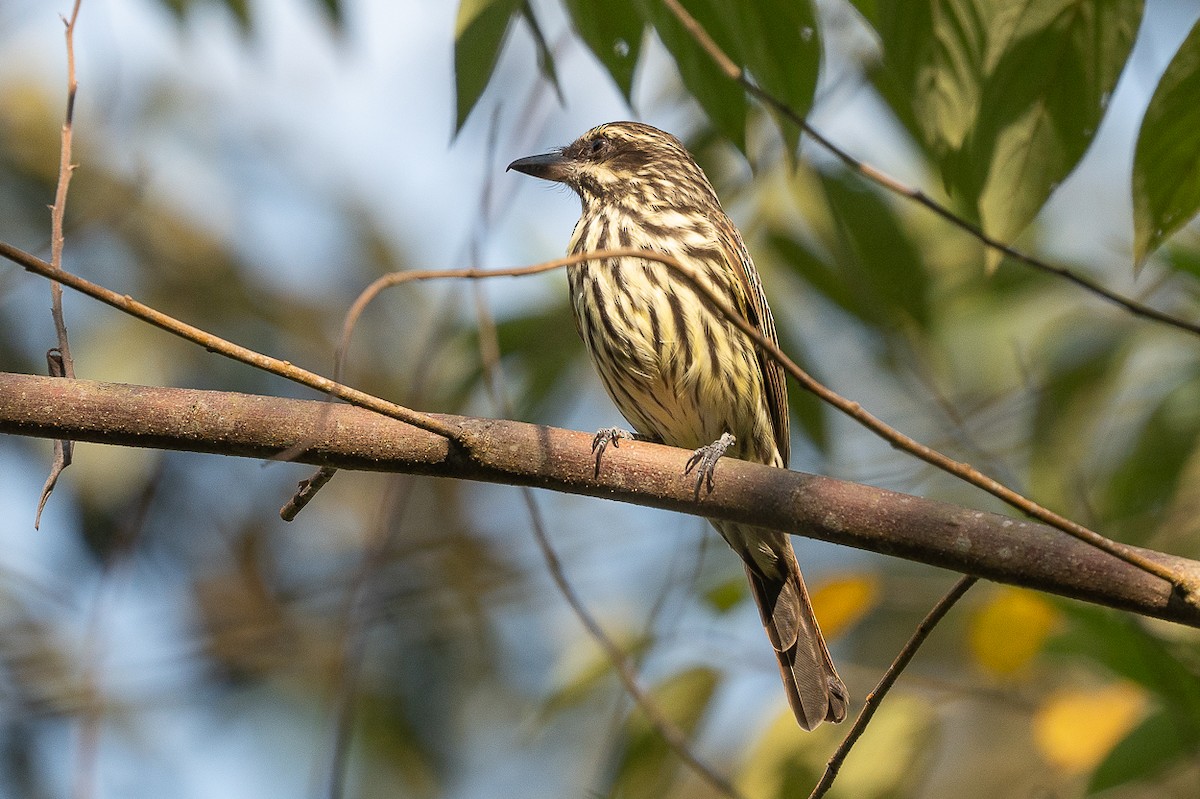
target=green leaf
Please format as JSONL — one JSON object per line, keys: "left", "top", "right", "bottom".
{"left": 634, "top": 0, "right": 748, "bottom": 151}
{"left": 520, "top": 2, "right": 565, "bottom": 105}
{"left": 871, "top": 0, "right": 1142, "bottom": 256}
{"left": 970, "top": 0, "right": 1142, "bottom": 266}
{"left": 713, "top": 0, "right": 821, "bottom": 122}
{"left": 1051, "top": 605, "right": 1200, "bottom": 720}
{"left": 453, "top": 0, "right": 523, "bottom": 133}
{"left": 223, "top": 0, "right": 250, "bottom": 28}
{"left": 847, "top": 0, "right": 880, "bottom": 29}
{"left": 160, "top": 0, "right": 344, "bottom": 30}
{"left": 1102, "top": 372, "right": 1200, "bottom": 536}
{"left": 1088, "top": 709, "right": 1199, "bottom": 795}
{"left": 160, "top": 0, "right": 251, "bottom": 29}
{"left": 541, "top": 631, "right": 652, "bottom": 718}
{"left": 769, "top": 171, "right": 929, "bottom": 339}
{"left": 870, "top": 0, "right": 991, "bottom": 170}
{"left": 788, "top": 367, "right": 830, "bottom": 456}
{"left": 820, "top": 171, "right": 931, "bottom": 330}
{"left": 491, "top": 300, "right": 584, "bottom": 419}
{"left": 1132, "top": 16, "right": 1200, "bottom": 268}
{"left": 768, "top": 232, "right": 860, "bottom": 323}
{"left": 318, "top": 0, "right": 343, "bottom": 27}
{"left": 764, "top": 237, "right": 835, "bottom": 455}
{"left": 1050, "top": 610, "right": 1200, "bottom": 795}
{"left": 1164, "top": 244, "right": 1200, "bottom": 281}
{"left": 703, "top": 576, "right": 746, "bottom": 613}
{"left": 563, "top": 0, "right": 644, "bottom": 100}
{"left": 1031, "top": 323, "right": 1122, "bottom": 443}
{"left": 1029, "top": 320, "right": 1125, "bottom": 502}
{"left": 610, "top": 667, "right": 719, "bottom": 798}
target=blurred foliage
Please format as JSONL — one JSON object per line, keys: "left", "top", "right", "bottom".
{"left": 968, "top": 587, "right": 1061, "bottom": 678}
{"left": 460, "top": 0, "right": 1200, "bottom": 795}
{"left": 1, "top": 0, "right": 1200, "bottom": 797}
{"left": 0, "top": 10, "right": 499, "bottom": 794}
{"left": 869, "top": 0, "right": 1143, "bottom": 270}
{"left": 609, "top": 667, "right": 719, "bottom": 798}
{"left": 161, "top": 0, "right": 344, "bottom": 30}
{"left": 1132, "top": 14, "right": 1200, "bottom": 268}
{"left": 808, "top": 573, "right": 880, "bottom": 639}
{"left": 1034, "top": 682, "right": 1148, "bottom": 774}
{"left": 456, "top": 0, "right": 822, "bottom": 148}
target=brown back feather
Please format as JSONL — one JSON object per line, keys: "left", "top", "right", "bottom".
{"left": 714, "top": 220, "right": 790, "bottom": 466}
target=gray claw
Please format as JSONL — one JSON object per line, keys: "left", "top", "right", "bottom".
{"left": 684, "top": 432, "right": 736, "bottom": 498}
{"left": 592, "top": 427, "right": 634, "bottom": 476}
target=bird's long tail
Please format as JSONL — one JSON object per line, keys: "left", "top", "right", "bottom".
{"left": 719, "top": 522, "right": 848, "bottom": 730}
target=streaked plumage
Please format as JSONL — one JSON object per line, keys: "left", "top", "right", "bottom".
{"left": 509, "top": 121, "right": 847, "bottom": 729}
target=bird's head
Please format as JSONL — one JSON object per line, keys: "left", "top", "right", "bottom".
{"left": 507, "top": 121, "right": 717, "bottom": 208}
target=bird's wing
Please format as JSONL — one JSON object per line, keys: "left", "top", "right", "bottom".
{"left": 717, "top": 219, "right": 790, "bottom": 467}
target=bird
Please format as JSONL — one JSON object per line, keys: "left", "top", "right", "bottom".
{"left": 508, "top": 121, "right": 848, "bottom": 729}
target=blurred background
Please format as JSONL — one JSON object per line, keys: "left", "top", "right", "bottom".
{"left": 1, "top": 0, "right": 1200, "bottom": 797}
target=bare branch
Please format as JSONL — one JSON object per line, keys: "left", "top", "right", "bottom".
{"left": 2, "top": 371, "right": 1198, "bottom": 628}
{"left": 0, "top": 237, "right": 1190, "bottom": 596}
{"left": 330, "top": 250, "right": 1196, "bottom": 599}
{"left": 35, "top": 349, "right": 72, "bottom": 527}
{"left": 280, "top": 466, "right": 336, "bottom": 521}
{"left": 467, "top": 163, "right": 740, "bottom": 793}
{"left": 809, "top": 576, "right": 978, "bottom": 799}
{"left": 38, "top": 0, "right": 85, "bottom": 528}
{"left": 518, "top": 486, "right": 743, "bottom": 798}
{"left": 0, "top": 239, "right": 460, "bottom": 442}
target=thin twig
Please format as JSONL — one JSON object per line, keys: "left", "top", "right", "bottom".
{"left": 0, "top": 240, "right": 461, "bottom": 442}
{"left": 474, "top": 286, "right": 740, "bottom": 796}
{"left": 466, "top": 110, "right": 740, "bottom": 796}
{"left": 322, "top": 475, "right": 418, "bottom": 799}
{"left": 659, "top": 0, "right": 1200, "bottom": 339}
{"left": 37, "top": 0, "right": 84, "bottom": 529}
{"left": 522, "top": 484, "right": 744, "bottom": 798}
{"left": 809, "top": 576, "right": 978, "bottom": 799}
{"left": 4, "top": 234, "right": 1190, "bottom": 595}
{"left": 329, "top": 248, "right": 1195, "bottom": 600}
{"left": 50, "top": 0, "right": 82, "bottom": 370}
{"left": 280, "top": 465, "right": 336, "bottom": 521}
{"left": 72, "top": 457, "right": 164, "bottom": 799}
{"left": 35, "top": 349, "right": 72, "bottom": 527}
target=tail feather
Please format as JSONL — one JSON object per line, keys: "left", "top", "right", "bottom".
{"left": 724, "top": 523, "right": 848, "bottom": 730}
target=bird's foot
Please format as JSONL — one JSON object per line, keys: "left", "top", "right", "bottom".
{"left": 685, "top": 432, "right": 736, "bottom": 498}
{"left": 592, "top": 427, "right": 636, "bottom": 476}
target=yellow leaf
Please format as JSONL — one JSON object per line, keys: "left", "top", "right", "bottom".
{"left": 1034, "top": 683, "right": 1148, "bottom": 772}
{"left": 738, "top": 696, "right": 930, "bottom": 799}
{"left": 969, "top": 587, "right": 1060, "bottom": 676}
{"left": 808, "top": 574, "right": 880, "bottom": 639}
{"left": 737, "top": 709, "right": 828, "bottom": 799}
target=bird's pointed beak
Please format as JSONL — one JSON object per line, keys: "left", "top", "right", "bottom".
{"left": 507, "top": 150, "right": 571, "bottom": 183}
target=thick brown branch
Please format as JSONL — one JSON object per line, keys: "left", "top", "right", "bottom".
{"left": 2, "top": 371, "right": 1197, "bottom": 626}
{"left": 1, "top": 235, "right": 1184, "bottom": 594}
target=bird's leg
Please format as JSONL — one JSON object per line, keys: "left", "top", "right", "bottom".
{"left": 684, "top": 432, "right": 736, "bottom": 498}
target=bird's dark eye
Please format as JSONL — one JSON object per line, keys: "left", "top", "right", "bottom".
{"left": 589, "top": 137, "right": 610, "bottom": 156}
